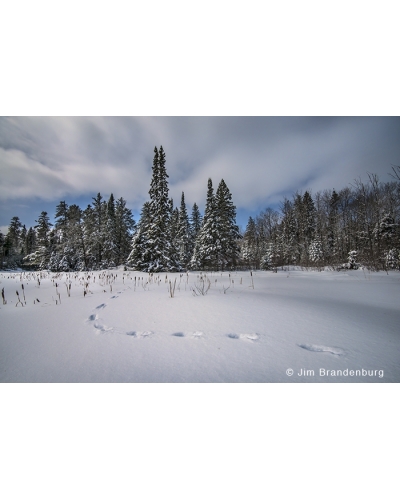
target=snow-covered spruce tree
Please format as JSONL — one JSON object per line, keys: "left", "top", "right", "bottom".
{"left": 114, "top": 197, "right": 135, "bottom": 266}
{"left": 54, "top": 201, "right": 69, "bottom": 240}
{"left": 278, "top": 198, "right": 296, "bottom": 266}
{"left": 176, "top": 192, "right": 192, "bottom": 270}
{"left": 189, "top": 240, "right": 201, "bottom": 271}
{"left": 20, "top": 225, "right": 27, "bottom": 259}
{"left": 49, "top": 204, "right": 87, "bottom": 271}
{"left": 146, "top": 146, "right": 172, "bottom": 272}
{"left": 22, "top": 227, "right": 39, "bottom": 269}
{"left": 323, "top": 189, "right": 340, "bottom": 267}
{"left": 82, "top": 204, "right": 96, "bottom": 269}
{"left": 52, "top": 201, "right": 68, "bottom": 263}
{"left": 191, "top": 178, "right": 219, "bottom": 270}
{"left": 290, "top": 193, "right": 304, "bottom": 264}
{"left": 167, "top": 199, "right": 181, "bottom": 271}
{"left": 69, "top": 204, "right": 89, "bottom": 270}
{"left": 48, "top": 200, "right": 70, "bottom": 271}
{"left": 127, "top": 202, "right": 151, "bottom": 270}
{"left": 34, "top": 211, "right": 53, "bottom": 269}
{"left": 102, "top": 193, "right": 118, "bottom": 268}
{"left": 261, "top": 242, "right": 279, "bottom": 271}
{"left": 190, "top": 202, "right": 202, "bottom": 240}
{"left": 148, "top": 146, "right": 160, "bottom": 209}
{"left": 188, "top": 203, "right": 202, "bottom": 267}
{"left": 24, "top": 227, "right": 37, "bottom": 258}
{"left": 241, "top": 216, "right": 257, "bottom": 268}
{"left": 4, "top": 216, "right": 23, "bottom": 267}
{"left": 84, "top": 193, "right": 106, "bottom": 268}
{"left": 301, "top": 191, "right": 316, "bottom": 265}
{"left": 214, "top": 179, "right": 241, "bottom": 270}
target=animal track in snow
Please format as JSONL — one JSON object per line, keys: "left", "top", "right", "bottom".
{"left": 298, "top": 344, "right": 345, "bottom": 355}
{"left": 240, "top": 333, "right": 259, "bottom": 342}
{"left": 172, "top": 332, "right": 185, "bottom": 337}
{"left": 93, "top": 321, "right": 113, "bottom": 333}
{"left": 227, "top": 333, "right": 259, "bottom": 342}
{"left": 126, "top": 331, "right": 137, "bottom": 337}
{"left": 87, "top": 303, "right": 111, "bottom": 332}
{"left": 137, "top": 331, "right": 153, "bottom": 338}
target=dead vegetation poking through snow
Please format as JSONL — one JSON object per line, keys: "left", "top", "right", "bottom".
{"left": 191, "top": 275, "right": 211, "bottom": 296}
{"left": 0, "top": 269, "right": 260, "bottom": 308}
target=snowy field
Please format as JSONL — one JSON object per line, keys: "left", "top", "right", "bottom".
{"left": 1, "top": 268, "right": 399, "bottom": 382}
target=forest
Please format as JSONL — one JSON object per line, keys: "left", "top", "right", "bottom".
{"left": 1, "top": 149, "right": 399, "bottom": 272}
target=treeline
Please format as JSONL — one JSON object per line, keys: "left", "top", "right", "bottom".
{"left": 0, "top": 146, "right": 241, "bottom": 272}
{"left": 242, "top": 168, "right": 400, "bottom": 271}
{"left": 1, "top": 194, "right": 136, "bottom": 271}
{"left": 1, "top": 150, "right": 399, "bottom": 272}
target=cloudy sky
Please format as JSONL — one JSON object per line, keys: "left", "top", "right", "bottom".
{"left": 1, "top": 116, "right": 399, "bottom": 234}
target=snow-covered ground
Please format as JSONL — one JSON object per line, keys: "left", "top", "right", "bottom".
{"left": 1, "top": 268, "right": 399, "bottom": 382}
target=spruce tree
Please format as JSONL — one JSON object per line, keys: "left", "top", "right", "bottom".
{"left": 146, "top": 145, "right": 171, "bottom": 272}
{"left": 114, "top": 197, "right": 135, "bottom": 266}
{"left": 51, "top": 200, "right": 70, "bottom": 270}
{"left": 191, "top": 178, "right": 219, "bottom": 270}
{"left": 34, "top": 211, "right": 53, "bottom": 269}
{"left": 177, "top": 192, "right": 191, "bottom": 270}
{"left": 278, "top": 198, "right": 296, "bottom": 266}
{"left": 303, "top": 191, "right": 316, "bottom": 244}
{"left": 103, "top": 193, "right": 118, "bottom": 267}
{"left": 190, "top": 203, "right": 202, "bottom": 240}
{"left": 325, "top": 189, "right": 340, "bottom": 266}
{"left": 19, "top": 225, "right": 27, "bottom": 258}
{"left": 24, "top": 227, "right": 37, "bottom": 256}
{"left": 4, "top": 216, "right": 23, "bottom": 266}
{"left": 55, "top": 201, "right": 69, "bottom": 238}
{"left": 261, "top": 242, "right": 279, "bottom": 270}
{"left": 149, "top": 146, "right": 159, "bottom": 207}
{"left": 84, "top": 193, "right": 107, "bottom": 268}
{"left": 188, "top": 203, "right": 202, "bottom": 267}
{"left": 215, "top": 179, "right": 241, "bottom": 270}
{"left": 242, "top": 216, "right": 257, "bottom": 268}
{"left": 168, "top": 200, "right": 181, "bottom": 271}
{"left": 82, "top": 204, "right": 96, "bottom": 269}
{"left": 127, "top": 202, "right": 151, "bottom": 270}
{"left": 51, "top": 204, "right": 87, "bottom": 271}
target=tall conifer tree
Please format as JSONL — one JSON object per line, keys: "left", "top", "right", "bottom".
{"left": 215, "top": 179, "right": 241, "bottom": 269}
{"left": 146, "top": 145, "right": 171, "bottom": 272}
{"left": 191, "top": 178, "right": 219, "bottom": 270}
{"left": 177, "top": 192, "right": 191, "bottom": 269}
{"left": 190, "top": 203, "right": 202, "bottom": 240}
{"left": 128, "top": 202, "right": 151, "bottom": 270}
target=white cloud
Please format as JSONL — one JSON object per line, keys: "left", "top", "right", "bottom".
{"left": 0, "top": 117, "right": 398, "bottom": 222}
{"left": 0, "top": 148, "right": 68, "bottom": 201}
